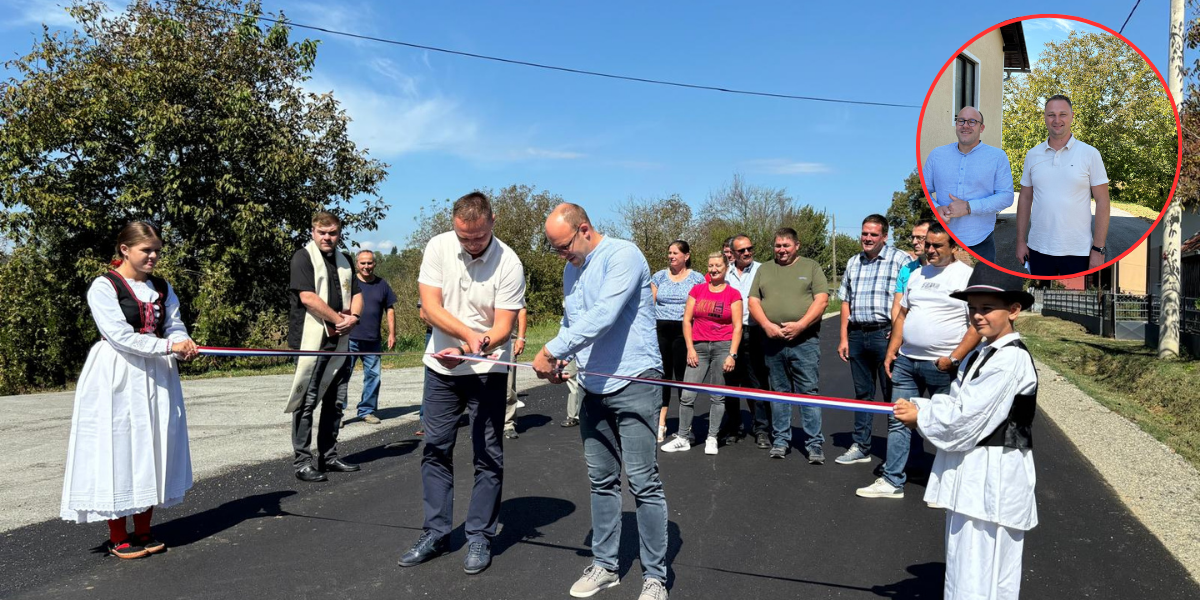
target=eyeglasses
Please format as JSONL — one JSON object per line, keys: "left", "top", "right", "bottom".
{"left": 735, "top": 246, "right": 754, "bottom": 254}
{"left": 911, "top": 235, "right": 926, "bottom": 242}
{"left": 954, "top": 118, "right": 981, "bottom": 127}
{"left": 549, "top": 228, "right": 580, "bottom": 253}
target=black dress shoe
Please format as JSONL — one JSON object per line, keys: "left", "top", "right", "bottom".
{"left": 463, "top": 541, "right": 492, "bottom": 574}
{"left": 295, "top": 465, "right": 327, "bottom": 482}
{"left": 320, "top": 458, "right": 360, "bottom": 472}
{"left": 398, "top": 531, "right": 448, "bottom": 567}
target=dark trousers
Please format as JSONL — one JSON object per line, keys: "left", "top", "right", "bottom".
{"left": 655, "top": 320, "right": 687, "bottom": 408}
{"left": 735, "top": 326, "right": 772, "bottom": 435}
{"left": 968, "top": 231, "right": 996, "bottom": 264}
{"left": 847, "top": 327, "right": 892, "bottom": 453}
{"left": 420, "top": 368, "right": 506, "bottom": 543}
{"left": 1028, "top": 248, "right": 1089, "bottom": 277}
{"left": 291, "top": 355, "right": 350, "bottom": 469}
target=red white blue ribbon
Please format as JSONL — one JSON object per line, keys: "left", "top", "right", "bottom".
{"left": 195, "top": 346, "right": 894, "bottom": 415}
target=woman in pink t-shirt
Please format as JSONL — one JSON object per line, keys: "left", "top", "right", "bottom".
{"left": 661, "top": 252, "right": 742, "bottom": 455}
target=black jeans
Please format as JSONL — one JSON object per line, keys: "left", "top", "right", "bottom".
{"left": 1028, "top": 248, "right": 1089, "bottom": 277}
{"left": 291, "top": 355, "right": 350, "bottom": 469}
{"left": 655, "top": 319, "right": 687, "bottom": 408}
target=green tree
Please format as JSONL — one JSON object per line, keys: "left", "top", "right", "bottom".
{"left": 1002, "top": 31, "right": 1177, "bottom": 210}
{"left": 885, "top": 169, "right": 934, "bottom": 251}
{"left": 611, "top": 194, "right": 695, "bottom": 274}
{"left": 0, "top": 0, "right": 388, "bottom": 393}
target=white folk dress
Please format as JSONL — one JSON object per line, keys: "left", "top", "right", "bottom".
{"left": 913, "top": 332, "right": 1039, "bottom": 600}
{"left": 60, "top": 276, "right": 194, "bottom": 523}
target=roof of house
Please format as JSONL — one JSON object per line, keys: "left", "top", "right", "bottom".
{"left": 1000, "top": 22, "right": 1031, "bottom": 74}
{"left": 1184, "top": 229, "right": 1200, "bottom": 257}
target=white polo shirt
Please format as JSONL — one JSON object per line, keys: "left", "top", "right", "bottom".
{"left": 418, "top": 231, "right": 526, "bottom": 376}
{"left": 1020, "top": 135, "right": 1109, "bottom": 257}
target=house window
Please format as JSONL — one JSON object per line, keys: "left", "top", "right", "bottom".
{"left": 954, "top": 53, "right": 978, "bottom": 118}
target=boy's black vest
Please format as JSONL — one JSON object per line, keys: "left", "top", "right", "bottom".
{"left": 963, "top": 339, "right": 1037, "bottom": 450}
{"left": 102, "top": 271, "right": 169, "bottom": 339}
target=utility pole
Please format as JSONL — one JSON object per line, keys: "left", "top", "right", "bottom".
{"left": 831, "top": 213, "right": 837, "bottom": 289}
{"left": 1161, "top": 0, "right": 1184, "bottom": 358}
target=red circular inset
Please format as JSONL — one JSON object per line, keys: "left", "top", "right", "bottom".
{"left": 915, "top": 13, "right": 1183, "bottom": 281}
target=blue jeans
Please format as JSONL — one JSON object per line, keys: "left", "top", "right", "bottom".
{"left": 762, "top": 335, "right": 824, "bottom": 451}
{"left": 579, "top": 370, "right": 668, "bottom": 583}
{"left": 348, "top": 338, "right": 381, "bottom": 417}
{"left": 420, "top": 368, "right": 506, "bottom": 543}
{"left": 968, "top": 231, "right": 996, "bottom": 264}
{"left": 884, "top": 355, "right": 955, "bottom": 488}
{"left": 848, "top": 327, "right": 892, "bottom": 452}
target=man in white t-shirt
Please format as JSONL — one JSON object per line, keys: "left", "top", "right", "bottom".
{"left": 857, "top": 224, "right": 980, "bottom": 499}
{"left": 399, "top": 192, "right": 526, "bottom": 575}
{"left": 1015, "top": 94, "right": 1111, "bottom": 276}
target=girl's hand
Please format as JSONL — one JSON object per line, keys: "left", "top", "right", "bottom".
{"left": 722, "top": 355, "right": 736, "bottom": 373}
{"left": 686, "top": 350, "right": 699, "bottom": 368}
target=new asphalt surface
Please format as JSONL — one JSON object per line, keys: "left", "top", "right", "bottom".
{"left": 3, "top": 326, "right": 1197, "bottom": 599}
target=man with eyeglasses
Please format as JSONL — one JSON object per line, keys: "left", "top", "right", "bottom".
{"left": 1016, "top": 94, "right": 1111, "bottom": 276}
{"left": 922, "top": 106, "right": 1014, "bottom": 263}
{"left": 725, "top": 234, "right": 766, "bottom": 444}
{"left": 399, "top": 191, "right": 526, "bottom": 576}
{"left": 531, "top": 203, "right": 670, "bottom": 600}
{"left": 892, "top": 219, "right": 935, "bottom": 323}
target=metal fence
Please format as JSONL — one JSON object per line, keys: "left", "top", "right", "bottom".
{"left": 1112, "top": 293, "right": 1151, "bottom": 321}
{"left": 1042, "top": 291, "right": 1102, "bottom": 317}
{"left": 1149, "top": 296, "right": 1200, "bottom": 334}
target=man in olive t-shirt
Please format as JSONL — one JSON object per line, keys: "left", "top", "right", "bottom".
{"left": 747, "top": 227, "right": 830, "bottom": 462}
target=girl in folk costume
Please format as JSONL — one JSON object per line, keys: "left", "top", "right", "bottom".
{"left": 894, "top": 266, "right": 1038, "bottom": 600}
{"left": 60, "top": 221, "right": 199, "bottom": 559}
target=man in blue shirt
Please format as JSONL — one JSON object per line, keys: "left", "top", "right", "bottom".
{"left": 347, "top": 250, "right": 397, "bottom": 424}
{"left": 532, "top": 203, "right": 669, "bottom": 600}
{"left": 923, "top": 107, "right": 1014, "bottom": 263}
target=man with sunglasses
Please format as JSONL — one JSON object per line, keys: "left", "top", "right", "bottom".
{"left": 922, "top": 106, "right": 1014, "bottom": 263}
{"left": 726, "top": 235, "right": 769, "bottom": 447}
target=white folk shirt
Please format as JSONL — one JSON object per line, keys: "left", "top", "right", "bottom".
{"left": 914, "top": 333, "right": 1039, "bottom": 531}
{"left": 1020, "top": 135, "right": 1109, "bottom": 257}
{"left": 899, "top": 261, "right": 973, "bottom": 361}
{"left": 418, "top": 231, "right": 526, "bottom": 376}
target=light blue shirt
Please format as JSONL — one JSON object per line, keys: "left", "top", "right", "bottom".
{"left": 894, "top": 259, "right": 921, "bottom": 294}
{"left": 545, "top": 236, "right": 663, "bottom": 394}
{"left": 726, "top": 260, "right": 760, "bottom": 326}
{"left": 923, "top": 141, "right": 1014, "bottom": 247}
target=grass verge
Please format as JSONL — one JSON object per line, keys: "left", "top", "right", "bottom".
{"left": 1109, "top": 200, "right": 1161, "bottom": 222}
{"left": 1017, "top": 313, "right": 1200, "bottom": 469}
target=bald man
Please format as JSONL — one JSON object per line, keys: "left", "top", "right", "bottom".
{"left": 922, "top": 106, "right": 1014, "bottom": 263}
{"left": 532, "top": 203, "right": 670, "bottom": 600}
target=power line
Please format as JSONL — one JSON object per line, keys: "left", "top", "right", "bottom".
{"left": 185, "top": 2, "right": 920, "bottom": 109}
{"left": 1119, "top": 0, "right": 1143, "bottom": 35}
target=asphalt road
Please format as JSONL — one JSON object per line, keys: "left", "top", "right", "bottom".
{"left": 3, "top": 325, "right": 1197, "bottom": 599}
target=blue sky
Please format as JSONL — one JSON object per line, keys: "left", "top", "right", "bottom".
{"left": 0, "top": 0, "right": 1186, "bottom": 251}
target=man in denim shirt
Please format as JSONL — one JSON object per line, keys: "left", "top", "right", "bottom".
{"left": 532, "top": 203, "right": 669, "bottom": 600}
{"left": 923, "top": 107, "right": 1014, "bottom": 263}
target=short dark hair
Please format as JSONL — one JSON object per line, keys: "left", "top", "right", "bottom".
{"left": 669, "top": 239, "right": 692, "bottom": 268}
{"left": 914, "top": 219, "right": 936, "bottom": 230}
{"left": 773, "top": 227, "right": 798, "bottom": 244}
{"left": 1046, "top": 94, "right": 1072, "bottom": 109}
{"left": 863, "top": 214, "right": 889, "bottom": 235}
{"left": 925, "top": 224, "right": 958, "bottom": 247}
{"left": 722, "top": 236, "right": 735, "bottom": 250}
{"left": 453, "top": 191, "right": 493, "bottom": 222}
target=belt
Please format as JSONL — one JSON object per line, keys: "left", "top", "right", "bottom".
{"left": 848, "top": 321, "right": 890, "bottom": 332}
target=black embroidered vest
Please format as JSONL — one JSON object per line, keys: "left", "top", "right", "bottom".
{"left": 963, "top": 339, "right": 1037, "bottom": 450}
{"left": 102, "top": 271, "right": 169, "bottom": 338}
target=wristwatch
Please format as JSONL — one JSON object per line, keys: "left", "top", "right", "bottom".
{"left": 1091, "top": 245, "right": 1106, "bottom": 255}
{"left": 729, "top": 353, "right": 738, "bottom": 359}
{"left": 949, "top": 356, "right": 961, "bottom": 369}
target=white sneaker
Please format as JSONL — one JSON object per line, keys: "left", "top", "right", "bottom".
{"left": 570, "top": 564, "right": 620, "bottom": 598}
{"left": 704, "top": 437, "right": 718, "bottom": 455}
{"left": 660, "top": 436, "right": 691, "bottom": 452}
{"left": 855, "top": 477, "right": 904, "bottom": 499}
{"left": 638, "top": 578, "right": 668, "bottom": 600}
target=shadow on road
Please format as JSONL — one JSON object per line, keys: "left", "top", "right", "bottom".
{"left": 155, "top": 490, "right": 296, "bottom": 548}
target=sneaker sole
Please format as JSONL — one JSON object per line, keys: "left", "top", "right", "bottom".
{"left": 808, "top": 457, "right": 825, "bottom": 465}
{"left": 855, "top": 490, "right": 905, "bottom": 499}
{"left": 835, "top": 456, "right": 872, "bottom": 465}
{"left": 464, "top": 562, "right": 491, "bottom": 575}
{"left": 397, "top": 551, "right": 447, "bottom": 568}
{"left": 570, "top": 580, "right": 620, "bottom": 598}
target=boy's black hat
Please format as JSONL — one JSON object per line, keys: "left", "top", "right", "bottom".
{"left": 950, "top": 265, "right": 1034, "bottom": 310}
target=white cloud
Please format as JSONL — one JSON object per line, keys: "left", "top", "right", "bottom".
{"left": 355, "top": 239, "right": 396, "bottom": 253}
{"left": 2, "top": 0, "right": 121, "bottom": 28}
{"left": 741, "top": 159, "right": 830, "bottom": 175}
{"left": 522, "top": 147, "right": 585, "bottom": 160}
{"left": 1025, "top": 18, "right": 1076, "bottom": 34}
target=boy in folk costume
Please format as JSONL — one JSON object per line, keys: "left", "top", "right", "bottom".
{"left": 894, "top": 266, "right": 1038, "bottom": 600}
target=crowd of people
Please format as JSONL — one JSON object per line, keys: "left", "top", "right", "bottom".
{"left": 60, "top": 188, "right": 1041, "bottom": 599}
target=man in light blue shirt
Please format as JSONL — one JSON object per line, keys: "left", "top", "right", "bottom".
{"left": 923, "top": 106, "right": 1014, "bottom": 263}
{"left": 532, "top": 203, "right": 669, "bottom": 600}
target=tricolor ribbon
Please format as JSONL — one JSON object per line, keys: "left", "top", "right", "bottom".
{"left": 197, "top": 345, "right": 894, "bottom": 415}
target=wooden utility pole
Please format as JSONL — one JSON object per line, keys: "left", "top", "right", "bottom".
{"left": 1161, "top": 0, "right": 1184, "bottom": 358}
